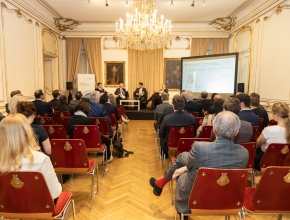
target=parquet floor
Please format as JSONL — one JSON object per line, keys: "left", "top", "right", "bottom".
{"left": 61, "top": 120, "right": 290, "bottom": 220}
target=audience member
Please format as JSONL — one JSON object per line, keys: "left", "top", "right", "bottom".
{"left": 195, "top": 91, "right": 212, "bottom": 109}
{"left": 251, "top": 97, "right": 269, "bottom": 129}
{"left": 17, "top": 101, "right": 51, "bottom": 156}
{"left": 33, "top": 89, "right": 53, "bottom": 117}
{"left": 196, "top": 99, "right": 224, "bottom": 137}
{"left": 133, "top": 82, "right": 148, "bottom": 109}
{"left": 254, "top": 102, "right": 290, "bottom": 170}
{"left": 183, "top": 90, "right": 202, "bottom": 115}
{"left": 108, "top": 93, "right": 117, "bottom": 107}
{"left": 55, "top": 95, "right": 69, "bottom": 112}
{"left": 210, "top": 97, "right": 253, "bottom": 143}
{"left": 159, "top": 95, "right": 196, "bottom": 157}
{"left": 150, "top": 111, "right": 248, "bottom": 218}
{"left": 236, "top": 93, "right": 260, "bottom": 126}
{"left": 8, "top": 94, "right": 26, "bottom": 115}
{"left": 147, "top": 84, "right": 168, "bottom": 110}
{"left": 95, "top": 82, "right": 107, "bottom": 93}
{"left": 68, "top": 91, "right": 83, "bottom": 113}
{"left": 208, "top": 94, "right": 222, "bottom": 114}
{"left": 0, "top": 114, "right": 61, "bottom": 201}
{"left": 250, "top": 92, "right": 260, "bottom": 99}
{"left": 154, "top": 93, "right": 171, "bottom": 131}
{"left": 5, "top": 90, "right": 22, "bottom": 113}
{"left": 100, "top": 93, "right": 120, "bottom": 121}
{"left": 48, "top": 90, "right": 60, "bottom": 108}
{"left": 114, "top": 83, "right": 129, "bottom": 106}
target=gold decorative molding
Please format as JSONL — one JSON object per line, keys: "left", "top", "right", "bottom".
{"left": 54, "top": 17, "right": 80, "bottom": 31}
{"left": 35, "top": 22, "right": 40, "bottom": 26}
{"left": 264, "top": 4, "right": 290, "bottom": 21}
{"left": 229, "top": 33, "right": 234, "bottom": 39}
{"left": 209, "top": 16, "right": 237, "bottom": 31}
{"left": 1, "top": 2, "right": 32, "bottom": 24}
{"left": 165, "top": 36, "right": 190, "bottom": 50}
{"left": 103, "top": 37, "right": 126, "bottom": 50}
{"left": 255, "top": 19, "right": 260, "bottom": 23}
{"left": 42, "top": 29, "right": 58, "bottom": 57}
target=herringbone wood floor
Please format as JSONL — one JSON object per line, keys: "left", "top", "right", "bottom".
{"left": 61, "top": 120, "right": 290, "bottom": 220}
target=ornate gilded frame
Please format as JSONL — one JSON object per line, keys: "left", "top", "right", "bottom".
{"left": 104, "top": 61, "right": 125, "bottom": 87}
{"left": 164, "top": 58, "right": 181, "bottom": 91}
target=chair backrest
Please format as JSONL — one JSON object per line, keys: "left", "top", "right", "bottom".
{"left": 51, "top": 139, "right": 89, "bottom": 173}
{"left": 0, "top": 171, "right": 54, "bottom": 219}
{"left": 53, "top": 111, "right": 71, "bottom": 124}
{"left": 167, "top": 126, "right": 195, "bottom": 149}
{"left": 259, "top": 118, "right": 264, "bottom": 131}
{"left": 119, "top": 105, "right": 128, "bottom": 118}
{"left": 38, "top": 117, "right": 54, "bottom": 125}
{"left": 260, "top": 143, "right": 290, "bottom": 170}
{"left": 188, "top": 168, "right": 248, "bottom": 215}
{"left": 188, "top": 112, "right": 199, "bottom": 117}
{"left": 195, "top": 117, "right": 204, "bottom": 127}
{"left": 56, "top": 116, "right": 70, "bottom": 136}
{"left": 176, "top": 138, "right": 211, "bottom": 157}
{"left": 117, "top": 108, "right": 123, "bottom": 122}
{"left": 200, "top": 125, "right": 213, "bottom": 138}
{"left": 73, "top": 125, "right": 103, "bottom": 152}
{"left": 108, "top": 113, "right": 118, "bottom": 127}
{"left": 252, "top": 166, "right": 290, "bottom": 211}
{"left": 236, "top": 142, "right": 256, "bottom": 169}
{"left": 268, "top": 119, "right": 278, "bottom": 126}
{"left": 42, "top": 125, "right": 67, "bottom": 140}
{"left": 90, "top": 117, "right": 110, "bottom": 137}
{"left": 37, "top": 113, "right": 48, "bottom": 117}
{"left": 252, "top": 126, "right": 261, "bottom": 142}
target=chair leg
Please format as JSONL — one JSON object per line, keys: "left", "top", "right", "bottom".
{"left": 90, "top": 170, "right": 94, "bottom": 212}
{"left": 277, "top": 214, "right": 283, "bottom": 220}
{"left": 250, "top": 169, "right": 255, "bottom": 187}
{"left": 71, "top": 199, "right": 76, "bottom": 220}
{"left": 171, "top": 180, "right": 174, "bottom": 206}
{"left": 175, "top": 211, "right": 178, "bottom": 220}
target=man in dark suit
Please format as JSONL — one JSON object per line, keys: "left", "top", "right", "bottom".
{"left": 100, "top": 93, "right": 120, "bottom": 121}
{"left": 95, "top": 82, "right": 107, "bottom": 93}
{"left": 182, "top": 90, "right": 202, "bottom": 115}
{"left": 133, "top": 82, "right": 148, "bottom": 109}
{"left": 154, "top": 93, "right": 172, "bottom": 131}
{"left": 195, "top": 91, "right": 212, "bottom": 109}
{"left": 48, "top": 90, "right": 60, "bottom": 108}
{"left": 147, "top": 84, "right": 169, "bottom": 110}
{"left": 159, "top": 95, "right": 196, "bottom": 157}
{"left": 236, "top": 93, "right": 260, "bottom": 126}
{"left": 114, "top": 83, "right": 129, "bottom": 106}
{"left": 33, "top": 89, "right": 53, "bottom": 117}
{"left": 250, "top": 97, "right": 269, "bottom": 129}
{"left": 150, "top": 111, "right": 249, "bottom": 218}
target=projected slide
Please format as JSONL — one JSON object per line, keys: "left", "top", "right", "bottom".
{"left": 181, "top": 53, "right": 238, "bottom": 94}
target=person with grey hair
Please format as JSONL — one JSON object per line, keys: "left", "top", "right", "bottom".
{"left": 153, "top": 93, "right": 172, "bottom": 131}
{"left": 183, "top": 90, "right": 202, "bottom": 115}
{"left": 150, "top": 110, "right": 249, "bottom": 219}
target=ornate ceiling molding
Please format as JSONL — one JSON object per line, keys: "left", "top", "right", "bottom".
{"left": 54, "top": 18, "right": 81, "bottom": 31}
{"left": 165, "top": 36, "right": 190, "bottom": 50}
{"left": 209, "top": 16, "right": 237, "bottom": 32}
{"left": 1, "top": 2, "right": 32, "bottom": 24}
{"left": 264, "top": 4, "right": 290, "bottom": 21}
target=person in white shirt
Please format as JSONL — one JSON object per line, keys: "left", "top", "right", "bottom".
{"left": 255, "top": 102, "right": 290, "bottom": 170}
{"left": 0, "top": 114, "right": 62, "bottom": 201}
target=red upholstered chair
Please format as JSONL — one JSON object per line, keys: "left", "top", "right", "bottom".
{"left": 53, "top": 111, "right": 71, "bottom": 124}
{"left": 42, "top": 125, "right": 67, "bottom": 140}
{"left": 108, "top": 113, "right": 121, "bottom": 139}
{"left": 195, "top": 117, "right": 204, "bottom": 128}
{"left": 188, "top": 112, "right": 199, "bottom": 117}
{"left": 90, "top": 117, "right": 110, "bottom": 138}
{"left": 242, "top": 166, "right": 290, "bottom": 219}
{"left": 252, "top": 126, "right": 261, "bottom": 142}
{"left": 56, "top": 116, "right": 70, "bottom": 137}
{"left": 260, "top": 143, "right": 290, "bottom": 172}
{"left": 73, "top": 125, "right": 107, "bottom": 178}
{"left": 200, "top": 125, "right": 213, "bottom": 138}
{"left": 268, "top": 119, "right": 278, "bottom": 126}
{"left": 0, "top": 171, "right": 75, "bottom": 220}
{"left": 37, "top": 113, "right": 48, "bottom": 117}
{"left": 38, "top": 117, "right": 55, "bottom": 125}
{"left": 258, "top": 118, "right": 264, "bottom": 132}
{"left": 237, "top": 142, "right": 256, "bottom": 187}
{"left": 51, "top": 139, "right": 98, "bottom": 212}
{"left": 201, "top": 108, "right": 208, "bottom": 117}
{"left": 178, "top": 168, "right": 248, "bottom": 220}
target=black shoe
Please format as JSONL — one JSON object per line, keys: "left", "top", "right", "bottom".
{"left": 149, "top": 177, "right": 163, "bottom": 196}
{"left": 178, "top": 213, "right": 188, "bottom": 220}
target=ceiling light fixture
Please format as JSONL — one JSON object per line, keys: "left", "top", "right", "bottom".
{"left": 105, "top": 0, "right": 109, "bottom": 6}
{"left": 203, "top": 0, "right": 206, "bottom": 5}
{"left": 88, "top": 0, "right": 92, "bottom": 4}
{"left": 191, "top": 0, "right": 194, "bottom": 7}
{"left": 170, "top": 0, "right": 174, "bottom": 7}
{"left": 125, "top": 0, "right": 129, "bottom": 7}
{"left": 115, "top": 0, "right": 172, "bottom": 50}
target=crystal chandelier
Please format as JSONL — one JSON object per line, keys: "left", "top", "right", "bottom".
{"left": 115, "top": 0, "right": 172, "bottom": 50}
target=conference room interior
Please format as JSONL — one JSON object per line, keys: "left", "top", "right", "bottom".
{"left": 0, "top": 0, "right": 290, "bottom": 219}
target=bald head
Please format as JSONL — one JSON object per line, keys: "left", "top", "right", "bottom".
{"left": 214, "top": 94, "right": 222, "bottom": 100}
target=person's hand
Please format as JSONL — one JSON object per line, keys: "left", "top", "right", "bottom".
{"left": 172, "top": 166, "right": 187, "bottom": 181}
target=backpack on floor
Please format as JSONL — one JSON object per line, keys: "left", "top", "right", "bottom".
{"left": 113, "top": 137, "right": 134, "bottom": 158}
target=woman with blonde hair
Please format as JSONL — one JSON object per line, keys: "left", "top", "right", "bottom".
{"left": 0, "top": 114, "right": 61, "bottom": 200}
{"left": 8, "top": 94, "right": 25, "bottom": 114}
{"left": 254, "top": 102, "right": 290, "bottom": 170}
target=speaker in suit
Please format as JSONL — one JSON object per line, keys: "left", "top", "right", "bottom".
{"left": 114, "top": 85, "right": 129, "bottom": 106}
{"left": 147, "top": 84, "right": 169, "bottom": 110}
{"left": 133, "top": 83, "right": 148, "bottom": 109}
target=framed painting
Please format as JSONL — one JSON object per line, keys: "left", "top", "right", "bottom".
{"left": 104, "top": 61, "right": 125, "bottom": 87}
{"left": 164, "top": 58, "right": 181, "bottom": 90}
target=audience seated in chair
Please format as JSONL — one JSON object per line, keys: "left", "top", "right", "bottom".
{"left": 48, "top": 90, "right": 60, "bottom": 108}
{"left": 159, "top": 95, "right": 196, "bottom": 157}
{"left": 195, "top": 91, "right": 212, "bottom": 109}
{"left": 33, "top": 89, "right": 53, "bottom": 117}
{"left": 147, "top": 84, "right": 168, "bottom": 110}
{"left": 254, "top": 102, "right": 290, "bottom": 170}
{"left": 210, "top": 97, "right": 253, "bottom": 143}
{"left": 154, "top": 93, "right": 171, "bottom": 131}
{"left": 250, "top": 97, "right": 269, "bottom": 129}
{"left": 68, "top": 91, "right": 83, "bottom": 115}
{"left": 236, "top": 93, "right": 260, "bottom": 126}
{"left": 0, "top": 114, "right": 61, "bottom": 202}
{"left": 5, "top": 90, "right": 22, "bottom": 113}
{"left": 55, "top": 95, "right": 69, "bottom": 112}
{"left": 207, "top": 93, "right": 222, "bottom": 114}
{"left": 133, "top": 82, "right": 148, "bottom": 109}
{"left": 150, "top": 111, "right": 248, "bottom": 219}
{"left": 182, "top": 90, "right": 202, "bottom": 116}
{"left": 100, "top": 93, "right": 120, "bottom": 121}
